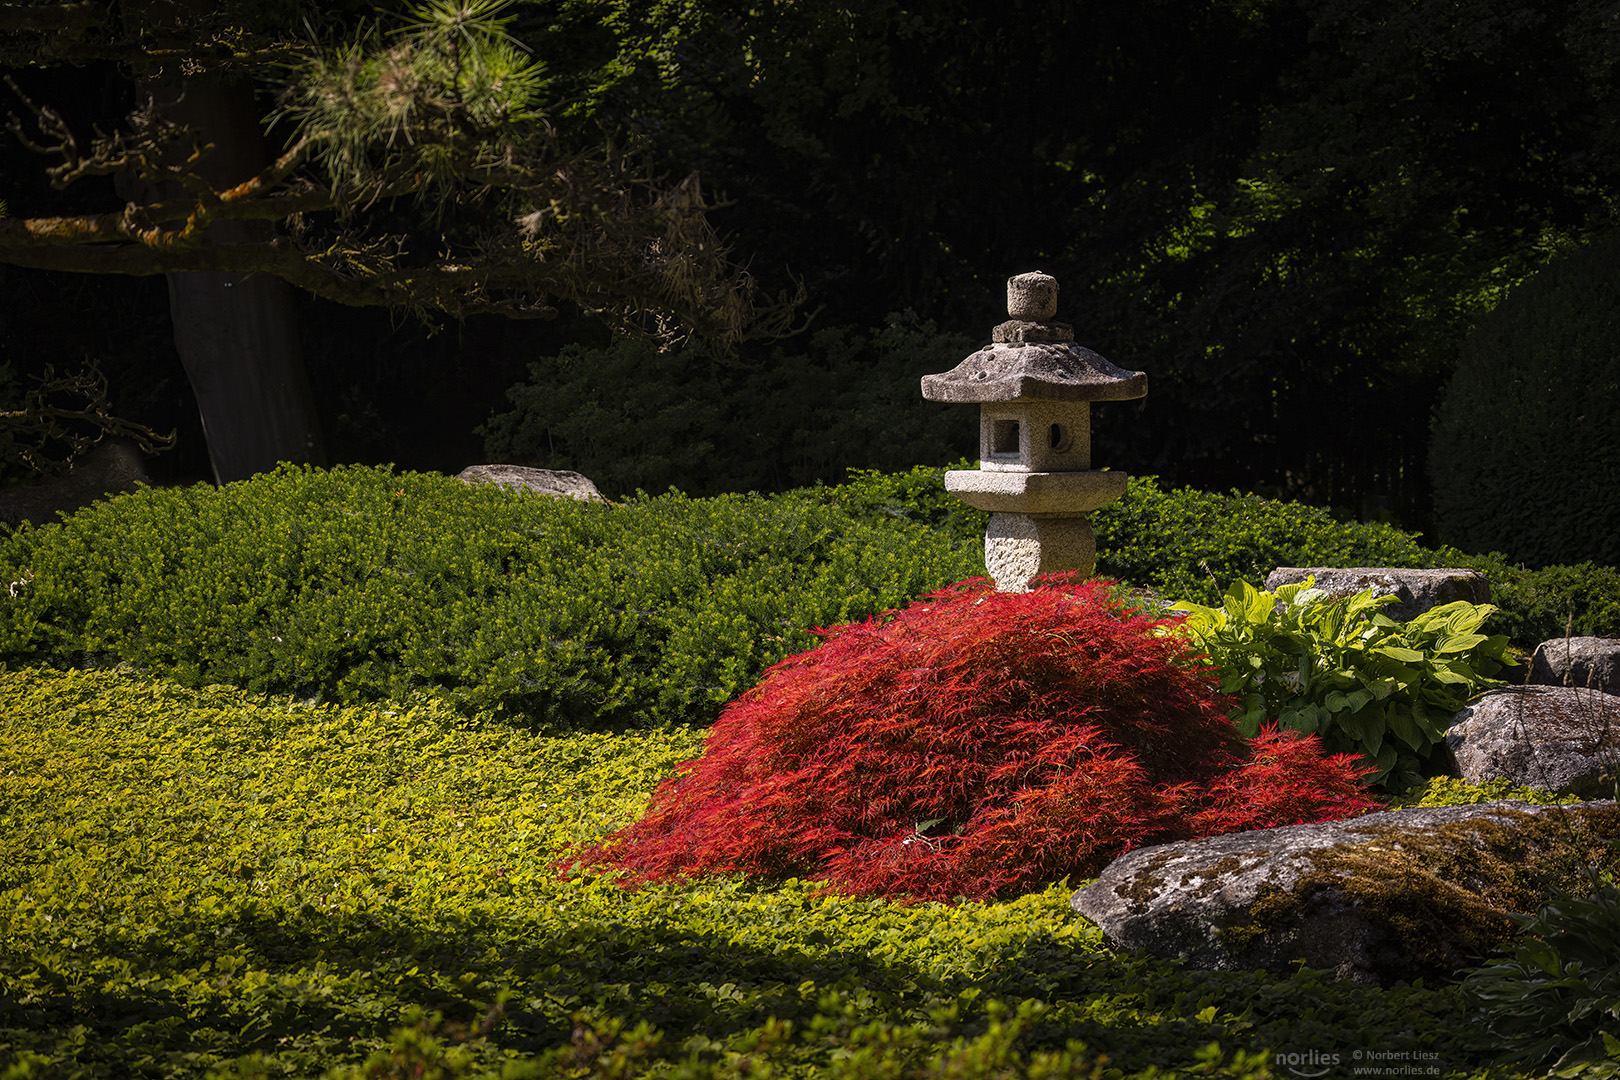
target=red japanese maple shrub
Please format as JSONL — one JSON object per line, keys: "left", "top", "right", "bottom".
{"left": 582, "top": 576, "right": 1378, "bottom": 901}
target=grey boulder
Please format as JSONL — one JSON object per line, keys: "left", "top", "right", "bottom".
{"left": 0, "top": 439, "right": 149, "bottom": 525}
{"left": 1263, "top": 567, "right": 1490, "bottom": 622}
{"left": 1071, "top": 800, "right": 1620, "bottom": 986}
{"left": 1529, "top": 636, "right": 1620, "bottom": 694}
{"left": 1444, "top": 686, "right": 1620, "bottom": 799}
{"left": 456, "top": 465, "right": 606, "bottom": 503}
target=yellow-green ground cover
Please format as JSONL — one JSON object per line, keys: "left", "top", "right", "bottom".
{"left": 0, "top": 667, "right": 1544, "bottom": 1078}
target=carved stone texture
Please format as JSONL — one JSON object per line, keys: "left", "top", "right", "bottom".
{"left": 992, "top": 320, "right": 1075, "bottom": 344}
{"left": 1443, "top": 686, "right": 1620, "bottom": 798}
{"left": 455, "top": 465, "right": 606, "bottom": 503}
{"left": 944, "top": 469, "right": 1126, "bottom": 515}
{"left": 1264, "top": 567, "right": 1491, "bottom": 623}
{"left": 1529, "top": 636, "right": 1620, "bottom": 694}
{"left": 920, "top": 342, "right": 1147, "bottom": 404}
{"left": 983, "top": 513, "right": 1095, "bottom": 593}
{"left": 1006, "top": 270, "right": 1059, "bottom": 321}
{"left": 1071, "top": 800, "right": 1620, "bottom": 986}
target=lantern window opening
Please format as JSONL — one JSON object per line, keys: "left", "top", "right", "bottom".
{"left": 991, "top": 418, "right": 1020, "bottom": 458}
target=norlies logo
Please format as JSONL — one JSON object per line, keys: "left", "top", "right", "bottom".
{"left": 1276, "top": 1049, "right": 1341, "bottom": 1078}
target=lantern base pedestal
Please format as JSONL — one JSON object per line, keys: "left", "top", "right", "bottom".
{"left": 984, "top": 512, "right": 1095, "bottom": 592}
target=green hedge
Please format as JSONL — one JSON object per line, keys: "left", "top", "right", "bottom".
{"left": 0, "top": 665, "right": 1539, "bottom": 1079}
{"left": 3, "top": 464, "right": 1614, "bottom": 736}
{"left": 1091, "top": 476, "right": 1442, "bottom": 602}
{"left": 0, "top": 464, "right": 982, "bottom": 730}
{"left": 1429, "top": 230, "right": 1620, "bottom": 568}
{"left": 1085, "top": 477, "right": 1620, "bottom": 647}
{"left": 832, "top": 467, "right": 1620, "bottom": 646}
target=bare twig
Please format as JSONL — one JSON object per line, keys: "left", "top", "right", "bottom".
{"left": 0, "top": 362, "right": 175, "bottom": 477}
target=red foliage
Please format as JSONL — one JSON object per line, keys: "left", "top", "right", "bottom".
{"left": 1188, "top": 724, "right": 1378, "bottom": 835}
{"left": 580, "top": 576, "right": 1380, "bottom": 901}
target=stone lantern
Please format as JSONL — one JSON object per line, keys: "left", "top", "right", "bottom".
{"left": 921, "top": 271, "right": 1146, "bottom": 591}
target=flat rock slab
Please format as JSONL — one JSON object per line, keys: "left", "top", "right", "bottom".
{"left": 1445, "top": 687, "right": 1620, "bottom": 798}
{"left": 1529, "top": 637, "right": 1620, "bottom": 694}
{"left": 1071, "top": 800, "right": 1620, "bottom": 986}
{"left": 456, "top": 465, "right": 606, "bottom": 503}
{"left": 1264, "top": 567, "right": 1489, "bottom": 622}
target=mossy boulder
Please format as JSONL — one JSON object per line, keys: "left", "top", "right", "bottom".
{"left": 1071, "top": 801, "right": 1620, "bottom": 986}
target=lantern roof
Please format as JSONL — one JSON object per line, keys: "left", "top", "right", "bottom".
{"left": 920, "top": 272, "right": 1147, "bottom": 403}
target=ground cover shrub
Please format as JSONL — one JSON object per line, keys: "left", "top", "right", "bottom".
{"left": 0, "top": 665, "right": 1538, "bottom": 1078}
{"left": 0, "top": 463, "right": 982, "bottom": 730}
{"left": 1394, "top": 776, "right": 1583, "bottom": 808}
{"left": 582, "top": 577, "right": 1378, "bottom": 903}
{"left": 1172, "top": 578, "right": 1513, "bottom": 791}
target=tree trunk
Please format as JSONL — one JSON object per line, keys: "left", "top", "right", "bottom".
{"left": 147, "top": 75, "right": 327, "bottom": 485}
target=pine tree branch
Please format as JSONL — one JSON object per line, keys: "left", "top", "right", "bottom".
{"left": 0, "top": 2, "right": 810, "bottom": 347}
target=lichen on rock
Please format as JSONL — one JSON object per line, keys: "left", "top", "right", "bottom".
{"left": 1072, "top": 800, "right": 1620, "bottom": 986}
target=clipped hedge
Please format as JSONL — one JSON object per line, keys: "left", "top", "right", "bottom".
{"left": 0, "top": 464, "right": 982, "bottom": 729}
{"left": 1086, "top": 476, "right": 1620, "bottom": 648}
{"left": 3, "top": 462, "right": 1615, "bottom": 736}
{"left": 1092, "top": 476, "right": 1442, "bottom": 602}
{"left": 838, "top": 466, "right": 1620, "bottom": 646}
{"left": 0, "top": 665, "right": 1540, "bottom": 1078}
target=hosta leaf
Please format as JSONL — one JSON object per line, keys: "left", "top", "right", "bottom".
{"left": 1386, "top": 709, "right": 1425, "bottom": 752}
{"left": 1437, "top": 633, "right": 1490, "bottom": 654}
{"left": 1359, "top": 725, "right": 1384, "bottom": 758}
{"left": 1246, "top": 583, "right": 1275, "bottom": 624}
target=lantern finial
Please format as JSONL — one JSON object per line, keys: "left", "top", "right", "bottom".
{"left": 1006, "top": 271, "right": 1058, "bottom": 321}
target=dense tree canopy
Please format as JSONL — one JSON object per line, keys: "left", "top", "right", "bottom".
{"left": 567, "top": 0, "right": 1618, "bottom": 528}
{"left": 0, "top": 0, "right": 797, "bottom": 334}
{"left": 2, "top": 0, "right": 1616, "bottom": 538}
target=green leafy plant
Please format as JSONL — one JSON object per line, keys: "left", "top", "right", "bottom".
{"left": 1461, "top": 865, "right": 1620, "bottom": 1077}
{"left": 1170, "top": 577, "right": 1514, "bottom": 789}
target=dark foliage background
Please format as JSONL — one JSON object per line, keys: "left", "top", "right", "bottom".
{"left": 3, "top": 0, "right": 1617, "bottom": 556}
